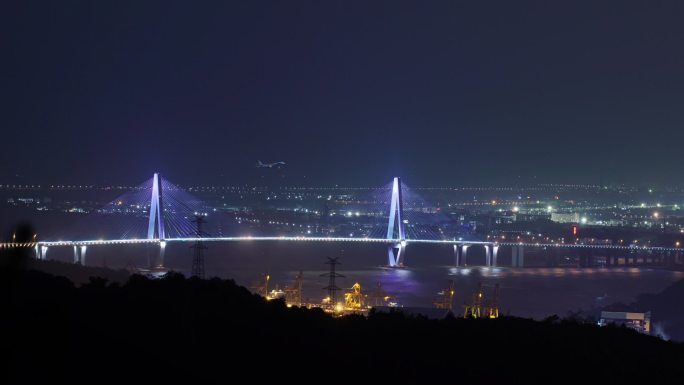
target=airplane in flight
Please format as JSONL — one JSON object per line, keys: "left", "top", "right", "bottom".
{"left": 256, "top": 160, "right": 286, "bottom": 168}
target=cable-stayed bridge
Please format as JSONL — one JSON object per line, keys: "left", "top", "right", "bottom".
{"left": 2, "top": 174, "right": 682, "bottom": 269}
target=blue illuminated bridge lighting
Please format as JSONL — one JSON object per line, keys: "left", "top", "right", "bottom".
{"left": 1, "top": 174, "right": 682, "bottom": 268}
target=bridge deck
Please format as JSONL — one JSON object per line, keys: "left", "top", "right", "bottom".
{"left": 1, "top": 237, "right": 680, "bottom": 252}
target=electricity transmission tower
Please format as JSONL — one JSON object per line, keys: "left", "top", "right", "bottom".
{"left": 321, "top": 256, "right": 344, "bottom": 309}
{"left": 190, "top": 214, "right": 208, "bottom": 279}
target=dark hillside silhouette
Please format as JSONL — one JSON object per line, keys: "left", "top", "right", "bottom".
{"left": 2, "top": 265, "right": 683, "bottom": 385}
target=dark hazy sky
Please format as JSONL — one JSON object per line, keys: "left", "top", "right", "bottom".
{"left": 2, "top": 1, "right": 683, "bottom": 186}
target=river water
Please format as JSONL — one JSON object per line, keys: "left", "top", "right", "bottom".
{"left": 157, "top": 242, "right": 684, "bottom": 319}
{"left": 40, "top": 241, "right": 684, "bottom": 319}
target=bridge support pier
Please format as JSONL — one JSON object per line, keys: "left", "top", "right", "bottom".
{"left": 663, "top": 251, "right": 672, "bottom": 266}
{"left": 35, "top": 245, "right": 48, "bottom": 260}
{"left": 388, "top": 243, "right": 405, "bottom": 267}
{"left": 453, "top": 245, "right": 468, "bottom": 266}
{"left": 73, "top": 245, "right": 87, "bottom": 265}
{"left": 492, "top": 245, "right": 498, "bottom": 267}
{"left": 453, "top": 245, "right": 460, "bottom": 266}
{"left": 547, "top": 247, "right": 559, "bottom": 267}
{"left": 484, "top": 245, "right": 492, "bottom": 267}
{"left": 482, "top": 245, "right": 498, "bottom": 267}
{"left": 155, "top": 241, "right": 167, "bottom": 268}
{"left": 461, "top": 245, "right": 469, "bottom": 266}
{"left": 453, "top": 244, "right": 466, "bottom": 266}
{"left": 453, "top": 244, "right": 470, "bottom": 267}
{"left": 454, "top": 244, "right": 495, "bottom": 267}
{"left": 511, "top": 246, "right": 524, "bottom": 268}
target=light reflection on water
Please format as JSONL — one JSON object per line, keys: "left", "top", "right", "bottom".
{"left": 209, "top": 265, "right": 683, "bottom": 319}
{"left": 160, "top": 243, "right": 684, "bottom": 320}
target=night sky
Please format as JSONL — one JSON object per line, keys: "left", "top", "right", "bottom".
{"left": 2, "top": 1, "right": 683, "bottom": 186}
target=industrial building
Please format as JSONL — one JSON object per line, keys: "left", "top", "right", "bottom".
{"left": 598, "top": 311, "right": 651, "bottom": 335}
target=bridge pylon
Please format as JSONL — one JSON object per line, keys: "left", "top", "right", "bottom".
{"left": 386, "top": 177, "right": 406, "bottom": 267}
{"left": 147, "top": 173, "right": 166, "bottom": 240}
{"left": 147, "top": 173, "right": 167, "bottom": 267}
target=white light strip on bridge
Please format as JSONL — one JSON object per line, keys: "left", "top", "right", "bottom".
{"left": 30, "top": 237, "right": 494, "bottom": 247}
{"left": 33, "top": 239, "right": 160, "bottom": 247}
{"left": 499, "top": 242, "right": 680, "bottom": 252}
{"left": 1, "top": 238, "right": 679, "bottom": 252}
{"left": 0, "top": 243, "right": 38, "bottom": 248}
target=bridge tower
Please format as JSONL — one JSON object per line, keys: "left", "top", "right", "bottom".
{"left": 386, "top": 177, "right": 406, "bottom": 267}
{"left": 147, "top": 173, "right": 167, "bottom": 267}
{"left": 147, "top": 173, "right": 166, "bottom": 240}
